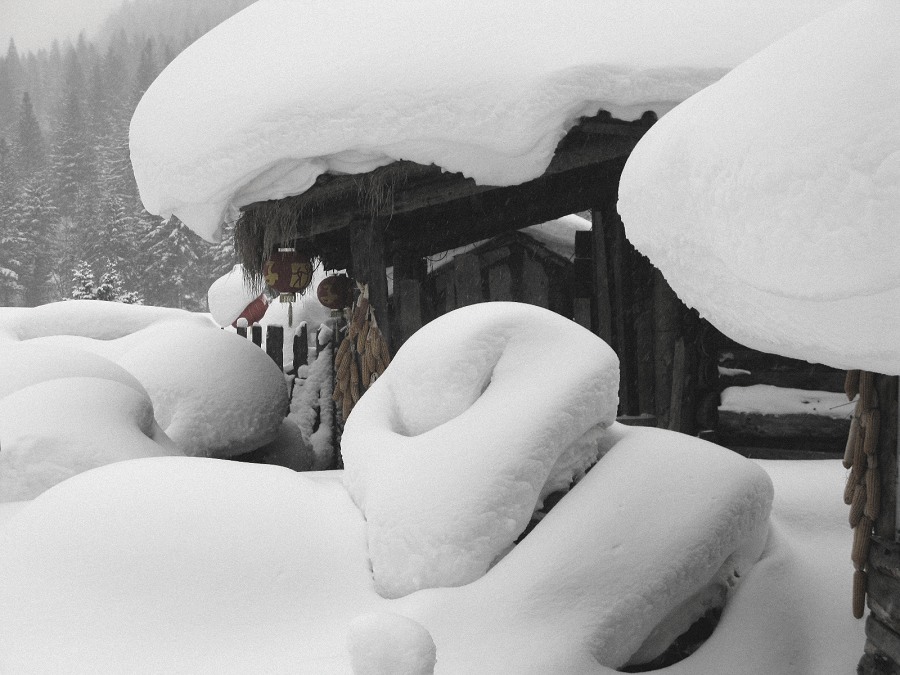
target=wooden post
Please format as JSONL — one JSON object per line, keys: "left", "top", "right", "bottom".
{"left": 520, "top": 251, "right": 549, "bottom": 308}
{"left": 292, "top": 322, "right": 309, "bottom": 372}
{"left": 589, "top": 209, "right": 614, "bottom": 345}
{"left": 236, "top": 318, "right": 248, "bottom": 338}
{"left": 392, "top": 250, "right": 426, "bottom": 352}
{"left": 265, "top": 324, "right": 284, "bottom": 371}
{"left": 251, "top": 323, "right": 262, "bottom": 347}
{"left": 453, "top": 252, "right": 483, "bottom": 307}
{"left": 350, "top": 217, "right": 391, "bottom": 353}
{"left": 653, "top": 269, "right": 679, "bottom": 429}
{"left": 573, "top": 230, "right": 593, "bottom": 330}
{"left": 610, "top": 214, "right": 638, "bottom": 416}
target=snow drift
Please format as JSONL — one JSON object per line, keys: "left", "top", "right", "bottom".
{"left": 341, "top": 303, "right": 620, "bottom": 597}
{"left": 0, "top": 301, "right": 288, "bottom": 499}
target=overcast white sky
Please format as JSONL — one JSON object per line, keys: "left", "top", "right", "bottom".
{"left": 0, "top": 0, "right": 125, "bottom": 54}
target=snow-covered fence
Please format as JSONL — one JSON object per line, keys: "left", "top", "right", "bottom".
{"left": 234, "top": 317, "right": 343, "bottom": 468}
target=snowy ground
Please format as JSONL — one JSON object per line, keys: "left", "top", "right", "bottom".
{"left": 0, "top": 300, "right": 866, "bottom": 673}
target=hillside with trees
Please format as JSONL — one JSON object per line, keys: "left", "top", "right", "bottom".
{"left": 0, "top": 0, "right": 255, "bottom": 308}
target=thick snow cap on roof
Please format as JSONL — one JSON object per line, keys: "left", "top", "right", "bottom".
{"left": 130, "top": 0, "right": 846, "bottom": 243}
{"left": 618, "top": 0, "right": 900, "bottom": 374}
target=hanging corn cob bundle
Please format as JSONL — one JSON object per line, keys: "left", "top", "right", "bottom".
{"left": 332, "top": 282, "right": 391, "bottom": 422}
{"left": 843, "top": 369, "right": 881, "bottom": 619}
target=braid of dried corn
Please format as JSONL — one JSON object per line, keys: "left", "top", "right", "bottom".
{"left": 865, "top": 467, "right": 881, "bottom": 521}
{"left": 843, "top": 414, "right": 860, "bottom": 469}
{"left": 361, "top": 349, "right": 373, "bottom": 388}
{"left": 849, "top": 484, "right": 866, "bottom": 528}
{"left": 853, "top": 570, "right": 867, "bottom": 620}
{"left": 846, "top": 370, "right": 880, "bottom": 620}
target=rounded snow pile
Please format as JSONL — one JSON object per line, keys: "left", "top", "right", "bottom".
{"left": 618, "top": 0, "right": 900, "bottom": 374}
{"left": 0, "top": 343, "right": 181, "bottom": 501}
{"left": 0, "top": 302, "right": 289, "bottom": 500}
{"left": 342, "top": 302, "right": 620, "bottom": 598}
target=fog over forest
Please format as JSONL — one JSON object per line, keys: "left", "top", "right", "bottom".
{"left": 0, "top": 0, "right": 255, "bottom": 308}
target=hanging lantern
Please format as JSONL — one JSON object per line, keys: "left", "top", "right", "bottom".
{"left": 231, "top": 293, "right": 268, "bottom": 328}
{"left": 316, "top": 274, "right": 355, "bottom": 310}
{"left": 264, "top": 248, "right": 313, "bottom": 326}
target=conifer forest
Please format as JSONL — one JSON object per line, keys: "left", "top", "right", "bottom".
{"left": 0, "top": 0, "right": 255, "bottom": 309}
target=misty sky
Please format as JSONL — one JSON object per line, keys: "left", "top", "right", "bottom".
{"left": 0, "top": 0, "right": 125, "bottom": 54}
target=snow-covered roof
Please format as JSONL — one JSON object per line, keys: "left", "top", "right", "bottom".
{"left": 618, "top": 0, "right": 900, "bottom": 374}
{"left": 130, "top": 0, "right": 848, "bottom": 243}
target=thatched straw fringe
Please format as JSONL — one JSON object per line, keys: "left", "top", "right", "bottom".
{"left": 234, "top": 162, "right": 416, "bottom": 283}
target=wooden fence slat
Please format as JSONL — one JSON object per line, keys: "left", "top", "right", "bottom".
{"left": 293, "top": 323, "right": 308, "bottom": 372}
{"left": 266, "top": 324, "right": 284, "bottom": 371}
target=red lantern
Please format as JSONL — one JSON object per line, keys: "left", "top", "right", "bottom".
{"left": 264, "top": 248, "right": 313, "bottom": 326}
{"left": 316, "top": 274, "right": 355, "bottom": 310}
{"left": 263, "top": 249, "right": 313, "bottom": 295}
{"left": 232, "top": 294, "right": 268, "bottom": 328}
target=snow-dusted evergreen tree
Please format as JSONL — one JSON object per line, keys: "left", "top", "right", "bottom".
{"left": 16, "top": 92, "right": 44, "bottom": 174}
{"left": 70, "top": 259, "right": 143, "bottom": 304}
{"left": 140, "top": 215, "right": 205, "bottom": 308}
{"left": 0, "top": 138, "right": 24, "bottom": 304}
{"left": 70, "top": 260, "right": 95, "bottom": 299}
{"left": 16, "top": 176, "right": 58, "bottom": 306}
{"left": 50, "top": 47, "right": 95, "bottom": 222}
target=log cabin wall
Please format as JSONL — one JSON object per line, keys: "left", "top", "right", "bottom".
{"left": 419, "top": 233, "right": 575, "bottom": 328}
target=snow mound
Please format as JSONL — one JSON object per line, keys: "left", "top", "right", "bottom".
{"left": 113, "top": 323, "right": 288, "bottom": 457}
{"left": 0, "top": 458, "right": 378, "bottom": 673}
{"left": 130, "top": 0, "right": 846, "bottom": 241}
{"left": 0, "top": 302, "right": 288, "bottom": 481}
{"left": 618, "top": 0, "right": 900, "bottom": 374}
{"left": 396, "top": 425, "right": 774, "bottom": 673}
{"left": 0, "top": 433, "right": 864, "bottom": 673}
{"left": 0, "top": 377, "right": 179, "bottom": 501}
{"left": 348, "top": 612, "right": 437, "bottom": 675}
{"left": 342, "top": 302, "right": 620, "bottom": 597}
{"left": 0, "top": 299, "right": 212, "bottom": 341}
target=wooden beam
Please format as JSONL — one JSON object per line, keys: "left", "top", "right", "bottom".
{"left": 240, "top": 118, "right": 645, "bottom": 247}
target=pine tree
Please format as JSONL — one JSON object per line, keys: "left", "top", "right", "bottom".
{"left": 70, "top": 260, "right": 95, "bottom": 299}
{"left": 16, "top": 92, "right": 44, "bottom": 175}
{"left": 70, "top": 259, "right": 143, "bottom": 304}
{"left": 0, "top": 137, "right": 24, "bottom": 304}
{"left": 16, "top": 174, "right": 57, "bottom": 306}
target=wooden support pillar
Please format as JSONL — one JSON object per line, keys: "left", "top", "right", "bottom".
{"left": 653, "top": 269, "right": 679, "bottom": 430}
{"left": 520, "top": 251, "right": 549, "bottom": 308}
{"left": 454, "top": 252, "right": 483, "bottom": 307}
{"left": 392, "top": 249, "right": 426, "bottom": 352}
{"left": 608, "top": 208, "right": 639, "bottom": 416}
{"left": 589, "top": 209, "right": 614, "bottom": 345}
{"left": 350, "top": 217, "right": 391, "bottom": 353}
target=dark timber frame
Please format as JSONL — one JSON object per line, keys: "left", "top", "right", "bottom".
{"left": 236, "top": 109, "right": 708, "bottom": 428}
